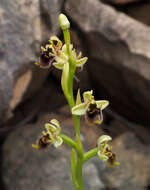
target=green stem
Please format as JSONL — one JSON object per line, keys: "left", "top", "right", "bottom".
{"left": 83, "top": 148, "right": 98, "bottom": 162}
{"left": 60, "top": 134, "right": 77, "bottom": 150}
{"left": 63, "top": 29, "right": 70, "bottom": 55}
{"left": 71, "top": 149, "right": 79, "bottom": 189}
{"left": 75, "top": 133, "right": 84, "bottom": 190}
{"left": 62, "top": 27, "right": 84, "bottom": 190}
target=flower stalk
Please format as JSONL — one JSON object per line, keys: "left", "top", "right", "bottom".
{"left": 33, "top": 13, "right": 119, "bottom": 190}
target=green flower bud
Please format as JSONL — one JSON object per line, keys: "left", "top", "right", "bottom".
{"left": 58, "top": 13, "right": 70, "bottom": 30}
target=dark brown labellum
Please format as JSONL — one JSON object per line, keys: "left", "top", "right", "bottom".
{"left": 38, "top": 134, "right": 50, "bottom": 149}
{"left": 39, "top": 54, "right": 54, "bottom": 68}
{"left": 85, "top": 103, "right": 103, "bottom": 126}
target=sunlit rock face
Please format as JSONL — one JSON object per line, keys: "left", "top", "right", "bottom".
{"left": 0, "top": 0, "right": 63, "bottom": 123}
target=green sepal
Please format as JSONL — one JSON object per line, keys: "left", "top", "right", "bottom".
{"left": 50, "top": 119, "right": 60, "bottom": 128}
{"left": 72, "top": 103, "right": 87, "bottom": 115}
{"left": 97, "top": 135, "right": 112, "bottom": 146}
{"left": 76, "top": 89, "right": 82, "bottom": 105}
{"left": 55, "top": 56, "right": 66, "bottom": 65}
{"left": 53, "top": 62, "right": 64, "bottom": 70}
{"left": 96, "top": 100, "right": 109, "bottom": 110}
{"left": 45, "top": 123, "right": 56, "bottom": 133}
{"left": 83, "top": 90, "right": 93, "bottom": 103}
{"left": 76, "top": 57, "right": 88, "bottom": 67}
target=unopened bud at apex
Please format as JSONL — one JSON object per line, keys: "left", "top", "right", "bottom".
{"left": 58, "top": 13, "right": 70, "bottom": 30}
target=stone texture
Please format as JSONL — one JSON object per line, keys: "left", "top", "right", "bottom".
{"left": 2, "top": 112, "right": 104, "bottom": 190}
{"left": 102, "top": 0, "right": 143, "bottom": 5}
{"left": 65, "top": 0, "right": 150, "bottom": 125}
{"left": 0, "top": 0, "right": 63, "bottom": 122}
{"left": 102, "top": 132, "right": 150, "bottom": 190}
{"left": 123, "top": 2, "right": 150, "bottom": 27}
{"left": 2, "top": 104, "right": 150, "bottom": 190}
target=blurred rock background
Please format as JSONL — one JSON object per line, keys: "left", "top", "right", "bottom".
{"left": 0, "top": 0, "right": 150, "bottom": 189}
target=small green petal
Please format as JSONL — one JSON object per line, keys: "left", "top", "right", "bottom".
{"left": 83, "top": 90, "right": 93, "bottom": 103}
{"left": 53, "top": 62, "right": 64, "bottom": 70}
{"left": 97, "top": 135, "right": 112, "bottom": 146}
{"left": 76, "top": 57, "right": 88, "bottom": 67}
{"left": 54, "top": 136, "right": 63, "bottom": 148}
{"left": 76, "top": 89, "right": 82, "bottom": 105}
{"left": 98, "top": 151, "right": 109, "bottom": 161}
{"left": 72, "top": 103, "right": 87, "bottom": 115}
{"left": 96, "top": 100, "right": 109, "bottom": 110}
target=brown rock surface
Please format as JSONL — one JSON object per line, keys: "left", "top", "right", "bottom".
{"left": 65, "top": 0, "right": 150, "bottom": 125}
{"left": 102, "top": 0, "right": 143, "bottom": 5}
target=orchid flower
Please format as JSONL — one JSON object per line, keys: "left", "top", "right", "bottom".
{"left": 97, "top": 135, "right": 119, "bottom": 168}
{"left": 72, "top": 90, "right": 109, "bottom": 126}
{"left": 32, "top": 119, "right": 63, "bottom": 149}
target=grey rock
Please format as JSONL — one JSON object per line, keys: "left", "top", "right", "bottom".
{"left": 0, "top": 0, "right": 63, "bottom": 122}
{"left": 84, "top": 161, "right": 105, "bottom": 190}
{"left": 65, "top": 0, "right": 150, "bottom": 124}
{"left": 101, "top": 132, "right": 150, "bottom": 190}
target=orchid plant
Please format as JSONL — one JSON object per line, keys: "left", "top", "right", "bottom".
{"left": 32, "top": 13, "right": 119, "bottom": 190}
